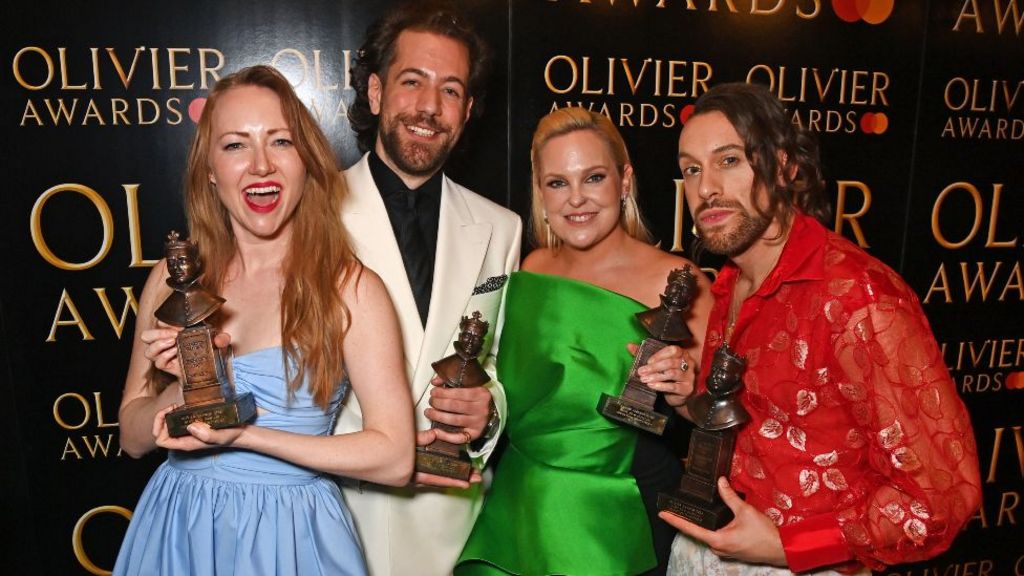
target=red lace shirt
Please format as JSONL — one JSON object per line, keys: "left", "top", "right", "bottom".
{"left": 700, "top": 214, "right": 981, "bottom": 572}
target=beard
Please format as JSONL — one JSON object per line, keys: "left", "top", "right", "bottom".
{"left": 378, "top": 112, "right": 457, "bottom": 178}
{"left": 696, "top": 199, "right": 772, "bottom": 257}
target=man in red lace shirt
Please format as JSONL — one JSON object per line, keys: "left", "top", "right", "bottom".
{"left": 661, "top": 83, "right": 982, "bottom": 574}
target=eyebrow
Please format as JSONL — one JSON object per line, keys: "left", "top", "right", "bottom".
{"left": 396, "top": 67, "right": 468, "bottom": 90}
{"left": 678, "top": 143, "right": 744, "bottom": 161}
{"left": 218, "top": 127, "right": 291, "bottom": 139}
{"left": 542, "top": 164, "right": 609, "bottom": 178}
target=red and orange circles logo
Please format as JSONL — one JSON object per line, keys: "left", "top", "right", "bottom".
{"left": 832, "top": 0, "right": 894, "bottom": 24}
{"left": 859, "top": 111, "right": 889, "bottom": 134}
{"left": 679, "top": 104, "right": 696, "bottom": 125}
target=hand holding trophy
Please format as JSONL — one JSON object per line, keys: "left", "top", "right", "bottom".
{"left": 598, "top": 266, "right": 697, "bottom": 435}
{"left": 155, "top": 231, "right": 256, "bottom": 437}
{"left": 416, "top": 311, "right": 491, "bottom": 480}
{"left": 657, "top": 343, "right": 749, "bottom": 529}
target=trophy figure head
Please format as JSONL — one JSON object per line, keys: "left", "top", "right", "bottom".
{"left": 455, "top": 311, "right": 490, "bottom": 358}
{"left": 705, "top": 344, "right": 746, "bottom": 398}
{"left": 663, "top": 265, "right": 697, "bottom": 310}
{"left": 164, "top": 231, "right": 202, "bottom": 288}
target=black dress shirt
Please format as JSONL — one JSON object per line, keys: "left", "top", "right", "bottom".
{"left": 368, "top": 151, "right": 442, "bottom": 326}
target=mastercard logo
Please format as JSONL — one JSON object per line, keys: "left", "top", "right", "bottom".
{"left": 860, "top": 111, "right": 889, "bottom": 134}
{"left": 832, "top": 0, "right": 894, "bottom": 24}
{"left": 188, "top": 97, "right": 207, "bottom": 124}
{"left": 1007, "top": 371, "right": 1024, "bottom": 391}
{"left": 679, "top": 104, "right": 696, "bottom": 125}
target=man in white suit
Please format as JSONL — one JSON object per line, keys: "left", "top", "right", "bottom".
{"left": 334, "top": 3, "right": 522, "bottom": 575}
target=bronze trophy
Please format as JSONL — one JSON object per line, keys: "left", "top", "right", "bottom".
{"left": 415, "top": 311, "right": 491, "bottom": 481}
{"left": 155, "top": 231, "right": 256, "bottom": 437}
{"left": 658, "top": 343, "right": 749, "bottom": 529}
{"left": 597, "top": 266, "right": 697, "bottom": 435}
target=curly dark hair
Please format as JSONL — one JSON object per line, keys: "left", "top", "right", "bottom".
{"left": 689, "top": 82, "right": 830, "bottom": 229}
{"left": 349, "top": 0, "right": 493, "bottom": 153}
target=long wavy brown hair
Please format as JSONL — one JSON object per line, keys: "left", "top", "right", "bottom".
{"left": 184, "top": 65, "right": 358, "bottom": 410}
{"left": 688, "top": 82, "right": 830, "bottom": 229}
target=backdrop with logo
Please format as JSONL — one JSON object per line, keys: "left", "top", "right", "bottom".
{"left": 2, "top": 1, "right": 1021, "bottom": 574}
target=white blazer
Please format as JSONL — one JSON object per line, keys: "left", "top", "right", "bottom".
{"left": 335, "top": 154, "right": 522, "bottom": 576}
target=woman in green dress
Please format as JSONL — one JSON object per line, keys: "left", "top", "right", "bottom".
{"left": 457, "top": 108, "right": 713, "bottom": 575}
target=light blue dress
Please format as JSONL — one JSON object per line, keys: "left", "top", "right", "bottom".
{"left": 114, "top": 347, "right": 365, "bottom": 576}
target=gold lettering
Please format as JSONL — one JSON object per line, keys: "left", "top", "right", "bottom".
{"left": 961, "top": 261, "right": 1003, "bottom": 301}
{"left": 106, "top": 47, "right": 144, "bottom": 89}
{"left": 667, "top": 60, "right": 688, "bottom": 97}
{"left": 924, "top": 263, "right": 952, "bottom": 304}
{"left": 671, "top": 179, "right": 687, "bottom": 252}
{"left": 796, "top": 0, "right": 820, "bottom": 19}
{"left": 954, "top": 0, "right": 984, "bottom": 32}
{"left": 272, "top": 48, "right": 309, "bottom": 87}
{"left": 581, "top": 57, "right": 603, "bottom": 95}
{"left": 834, "top": 181, "right": 871, "bottom": 247}
{"left": 871, "top": 72, "right": 890, "bottom": 106}
{"left": 72, "top": 506, "right": 132, "bottom": 575}
{"left": 61, "top": 438, "right": 82, "bottom": 460}
{"left": 986, "top": 426, "right": 1024, "bottom": 482}
{"left": 932, "top": 182, "right": 983, "bottom": 249}
{"left": 12, "top": 46, "right": 54, "bottom": 90}
{"left": 123, "top": 184, "right": 158, "bottom": 267}
{"left": 149, "top": 47, "right": 161, "bottom": 89}
{"left": 998, "top": 490, "right": 1020, "bottom": 526}
{"left": 166, "top": 47, "right": 192, "bottom": 89}
{"left": 20, "top": 99, "right": 43, "bottom": 126}
{"left": 47, "top": 289, "right": 95, "bottom": 342}
{"left": 1000, "top": 262, "right": 1023, "bottom": 301}
{"left": 110, "top": 98, "right": 129, "bottom": 125}
{"left": 137, "top": 97, "right": 160, "bottom": 125}
{"left": 751, "top": 0, "right": 784, "bottom": 15}
{"left": 31, "top": 183, "right": 114, "bottom": 270}
{"left": 53, "top": 392, "right": 91, "bottom": 430}
{"left": 545, "top": 55, "right": 578, "bottom": 94}
{"left": 197, "top": 48, "right": 224, "bottom": 89}
{"left": 94, "top": 287, "right": 139, "bottom": 339}
{"left": 81, "top": 99, "right": 105, "bottom": 125}
{"left": 995, "top": 0, "right": 1024, "bottom": 34}
{"left": 80, "top": 434, "right": 115, "bottom": 458}
{"left": 93, "top": 391, "right": 119, "bottom": 429}
{"left": 44, "top": 98, "right": 78, "bottom": 125}
{"left": 621, "top": 58, "right": 650, "bottom": 95}
{"left": 89, "top": 47, "right": 101, "bottom": 89}
{"left": 986, "top": 183, "right": 1018, "bottom": 247}
{"left": 58, "top": 47, "right": 87, "bottom": 89}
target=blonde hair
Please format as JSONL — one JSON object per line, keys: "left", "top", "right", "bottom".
{"left": 184, "top": 65, "right": 358, "bottom": 410}
{"left": 529, "top": 107, "right": 652, "bottom": 248}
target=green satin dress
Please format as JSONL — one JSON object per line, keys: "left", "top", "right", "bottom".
{"left": 456, "top": 271, "right": 657, "bottom": 576}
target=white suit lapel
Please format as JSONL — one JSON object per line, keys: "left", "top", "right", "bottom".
{"left": 342, "top": 157, "right": 424, "bottom": 386}
{"left": 412, "top": 177, "right": 491, "bottom": 405}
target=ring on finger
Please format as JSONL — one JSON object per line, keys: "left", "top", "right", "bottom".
{"left": 461, "top": 430, "right": 472, "bottom": 444}
{"left": 679, "top": 359, "right": 690, "bottom": 372}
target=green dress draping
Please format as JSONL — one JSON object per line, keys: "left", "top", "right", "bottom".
{"left": 456, "top": 271, "right": 657, "bottom": 576}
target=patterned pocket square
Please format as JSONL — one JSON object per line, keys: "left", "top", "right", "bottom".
{"left": 472, "top": 275, "right": 508, "bottom": 295}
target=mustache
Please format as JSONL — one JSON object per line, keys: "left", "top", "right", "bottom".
{"left": 694, "top": 198, "right": 744, "bottom": 218}
{"left": 397, "top": 112, "right": 449, "bottom": 135}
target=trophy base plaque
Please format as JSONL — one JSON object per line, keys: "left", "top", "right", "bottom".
{"left": 415, "top": 447, "right": 473, "bottom": 481}
{"left": 657, "top": 491, "right": 734, "bottom": 530}
{"left": 597, "top": 393, "right": 668, "bottom": 435}
{"left": 166, "top": 392, "right": 257, "bottom": 438}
